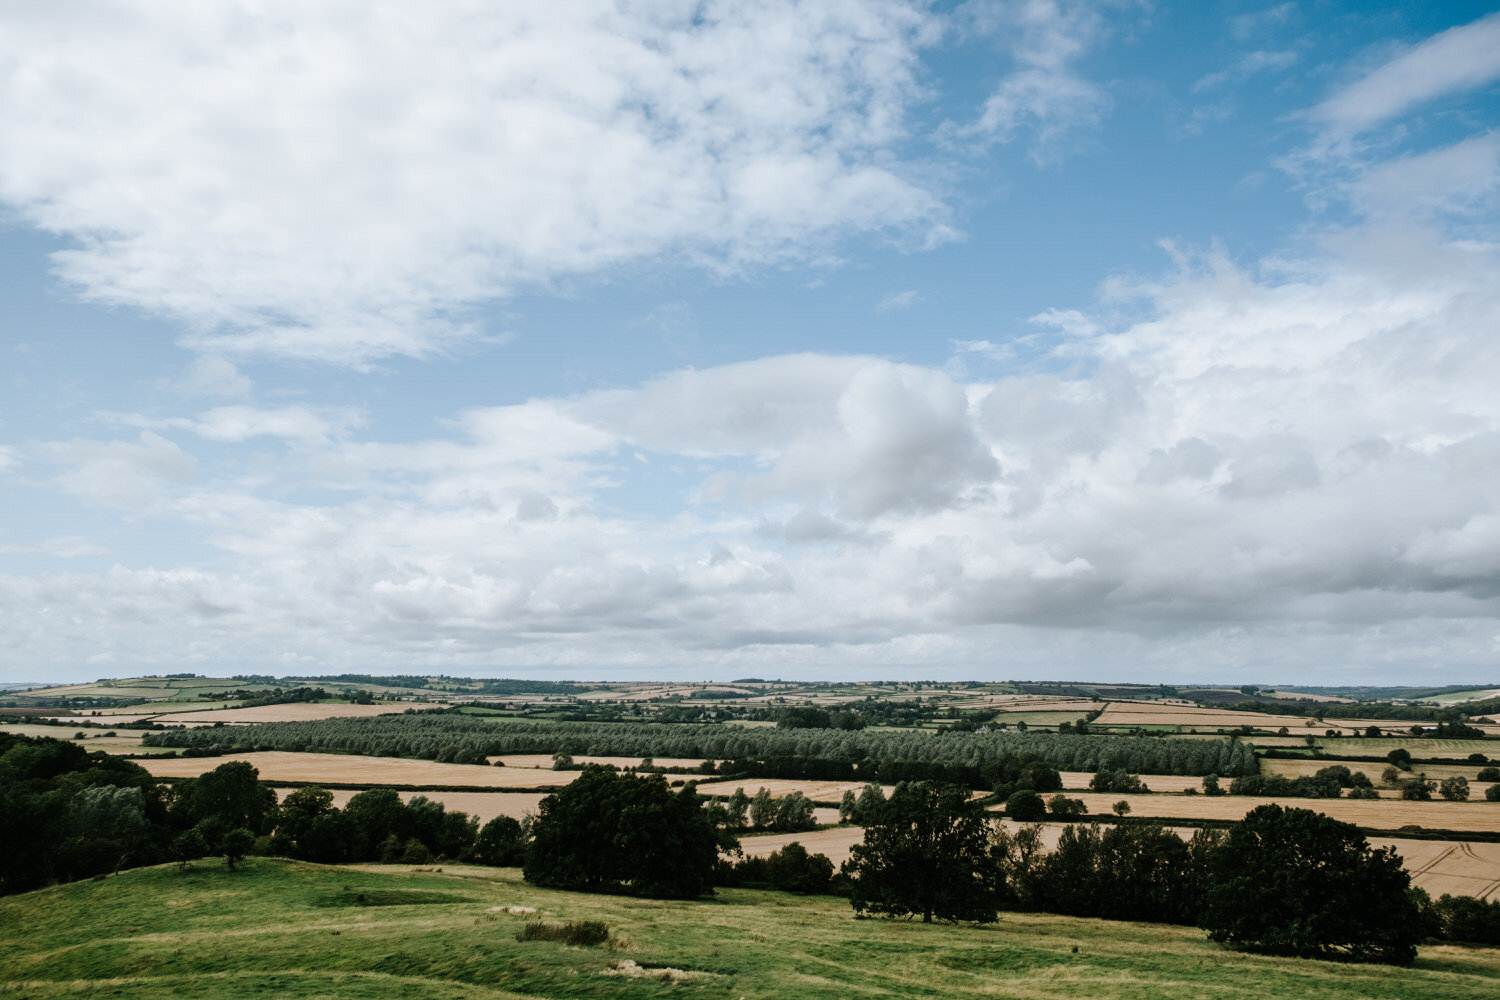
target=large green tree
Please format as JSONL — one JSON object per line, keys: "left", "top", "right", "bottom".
{"left": 846, "top": 781, "right": 995, "bottom": 924}
{"left": 523, "top": 766, "right": 725, "bottom": 898}
{"left": 1200, "top": 804, "right": 1421, "bottom": 965}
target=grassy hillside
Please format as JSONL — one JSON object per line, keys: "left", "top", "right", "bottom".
{"left": 3, "top": 860, "right": 1500, "bottom": 999}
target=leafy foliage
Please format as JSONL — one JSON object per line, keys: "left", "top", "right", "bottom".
{"left": 847, "top": 781, "right": 995, "bottom": 924}
{"left": 1200, "top": 804, "right": 1421, "bottom": 965}
{"left": 523, "top": 765, "right": 725, "bottom": 898}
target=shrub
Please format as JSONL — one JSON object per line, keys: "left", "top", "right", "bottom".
{"left": 1477, "top": 766, "right": 1500, "bottom": 782}
{"left": 517, "top": 920, "right": 610, "bottom": 946}
{"left": 1400, "top": 778, "right": 1435, "bottom": 801}
{"left": 1347, "top": 786, "right": 1380, "bottom": 799}
{"left": 1487, "top": 784, "right": 1500, "bottom": 802}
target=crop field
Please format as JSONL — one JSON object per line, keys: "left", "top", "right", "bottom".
{"left": 1294, "top": 738, "right": 1500, "bottom": 760}
{"left": 489, "top": 754, "right": 713, "bottom": 770}
{"left": 266, "top": 787, "right": 548, "bottom": 823}
{"left": 5, "top": 859, "right": 1498, "bottom": 1000}
{"left": 1056, "top": 771, "right": 1207, "bottom": 793}
{"left": 1260, "top": 757, "right": 1495, "bottom": 790}
{"left": 147, "top": 702, "right": 412, "bottom": 725}
{"left": 1371, "top": 839, "right": 1500, "bottom": 901}
{"left": 742, "top": 824, "right": 1500, "bottom": 900}
{"left": 691, "top": 777, "right": 875, "bottom": 802}
{"left": 988, "top": 791, "right": 1500, "bottom": 834}
{"left": 0, "top": 724, "right": 146, "bottom": 753}
{"left": 138, "top": 752, "right": 577, "bottom": 789}
{"left": 1090, "top": 702, "right": 1405, "bottom": 733}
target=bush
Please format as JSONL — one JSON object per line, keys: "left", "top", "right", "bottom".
{"left": 1386, "top": 748, "right": 1412, "bottom": 770}
{"left": 517, "top": 920, "right": 610, "bottom": 946}
{"left": 1400, "top": 778, "right": 1435, "bottom": 801}
{"left": 1477, "top": 766, "right": 1500, "bottom": 782}
{"left": 473, "top": 815, "right": 525, "bottom": 866}
{"left": 1487, "top": 784, "right": 1500, "bottom": 802}
{"left": 1347, "top": 786, "right": 1380, "bottom": 799}
{"left": 762, "top": 842, "right": 835, "bottom": 894}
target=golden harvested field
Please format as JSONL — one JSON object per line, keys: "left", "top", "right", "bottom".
{"left": 741, "top": 824, "right": 1500, "bottom": 899}
{"left": 267, "top": 786, "right": 546, "bottom": 823}
{"left": 989, "top": 791, "right": 1500, "bottom": 833}
{"left": 489, "top": 754, "right": 713, "bottom": 770}
{"left": 147, "top": 702, "right": 411, "bottom": 724}
{"left": 1261, "top": 756, "right": 1494, "bottom": 788}
{"left": 1292, "top": 737, "right": 1499, "bottom": 760}
{"left": 138, "top": 751, "right": 577, "bottom": 788}
{"left": 0, "top": 724, "right": 146, "bottom": 753}
{"left": 692, "top": 778, "right": 873, "bottom": 802}
{"left": 1057, "top": 771, "right": 1207, "bottom": 794}
{"left": 1093, "top": 701, "right": 1405, "bottom": 733}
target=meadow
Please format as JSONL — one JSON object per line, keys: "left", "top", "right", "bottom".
{"left": 4, "top": 859, "right": 1499, "bottom": 1000}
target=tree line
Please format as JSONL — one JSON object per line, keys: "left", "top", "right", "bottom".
{"left": 142, "top": 715, "right": 1259, "bottom": 777}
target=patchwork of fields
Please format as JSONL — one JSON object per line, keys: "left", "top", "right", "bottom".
{"left": 139, "top": 751, "right": 573, "bottom": 788}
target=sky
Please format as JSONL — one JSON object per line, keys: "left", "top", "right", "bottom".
{"left": 2, "top": 1, "right": 1500, "bottom": 686}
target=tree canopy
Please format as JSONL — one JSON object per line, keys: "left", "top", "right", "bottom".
{"left": 1200, "top": 804, "right": 1421, "bottom": 965}
{"left": 523, "top": 765, "right": 726, "bottom": 899}
{"left": 847, "top": 781, "right": 994, "bottom": 924}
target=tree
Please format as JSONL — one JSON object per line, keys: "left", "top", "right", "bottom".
{"left": 1047, "top": 795, "right": 1087, "bottom": 819}
{"left": 1386, "top": 748, "right": 1412, "bottom": 771}
{"left": 523, "top": 766, "right": 723, "bottom": 898}
{"left": 725, "top": 788, "right": 750, "bottom": 829}
{"left": 838, "top": 789, "right": 858, "bottom": 823}
{"left": 847, "top": 781, "right": 995, "bottom": 924}
{"left": 1202, "top": 774, "right": 1224, "bottom": 796}
{"left": 1439, "top": 776, "right": 1470, "bottom": 802}
{"left": 473, "top": 815, "right": 525, "bottom": 866}
{"left": 749, "top": 787, "right": 776, "bottom": 829}
{"left": 1113, "top": 800, "right": 1131, "bottom": 817}
{"left": 221, "top": 828, "right": 254, "bottom": 871}
{"left": 1005, "top": 789, "right": 1046, "bottom": 822}
{"left": 1477, "top": 766, "right": 1500, "bottom": 782}
{"left": 1200, "top": 804, "right": 1421, "bottom": 964}
{"left": 774, "top": 791, "right": 816, "bottom": 832}
{"left": 171, "top": 829, "right": 208, "bottom": 873}
{"left": 1488, "top": 785, "right": 1500, "bottom": 802}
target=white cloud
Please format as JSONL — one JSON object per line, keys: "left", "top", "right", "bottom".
{"left": 960, "top": 0, "right": 1117, "bottom": 161}
{"left": 875, "top": 289, "right": 921, "bottom": 312}
{"left": 180, "top": 405, "right": 365, "bottom": 444}
{"left": 1192, "top": 49, "right": 1298, "bottom": 93}
{"left": 1348, "top": 132, "right": 1500, "bottom": 219}
{"left": 42, "top": 432, "right": 196, "bottom": 509}
{"left": 1309, "top": 11, "right": 1500, "bottom": 137}
{"left": 12, "top": 218, "right": 1500, "bottom": 680}
{"left": 0, "top": 1, "right": 949, "bottom": 365}
{"left": 0, "top": 536, "right": 106, "bottom": 559}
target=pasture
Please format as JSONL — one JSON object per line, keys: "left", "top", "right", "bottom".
{"left": 4, "top": 859, "right": 1498, "bottom": 1000}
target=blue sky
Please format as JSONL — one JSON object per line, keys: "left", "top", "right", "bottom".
{"left": 3, "top": 1, "right": 1500, "bottom": 684}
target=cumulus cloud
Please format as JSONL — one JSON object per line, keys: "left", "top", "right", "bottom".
{"left": 42, "top": 433, "right": 196, "bottom": 509}
{"left": 0, "top": 1, "right": 948, "bottom": 365}
{"left": 13, "top": 216, "right": 1500, "bottom": 678}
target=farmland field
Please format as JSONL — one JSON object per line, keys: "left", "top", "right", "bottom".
{"left": 489, "top": 754, "right": 713, "bottom": 770}
{"left": 988, "top": 791, "right": 1500, "bottom": 834}
{"left": 266, "top": 787, "right": 548, "bottom": 823}
{"left": 4, "top": 859, "right": 1498, "bottom": 1000}
{"left": 1260, "top": 756, "right": 1495, "bottom": 789}
{"left": 1292, "top": 737, "right": 1500, "bottom": 760}
{"left": 741, "top": 823, "right": 1500, "bottom": 900}
{"left": 0, "top": 724, "right": 145, "bottom": 753}
{"left": 147, "top": 702, "right": 412, "bottom": 725}
{"left": 1092, "top": 702, "right": 1401, "bottom": 734}
{"left": 138, "top": 751, "right": 576, "bottom": 789}
{"left": 691, "top": 777, "right": 876, "bottom": 802}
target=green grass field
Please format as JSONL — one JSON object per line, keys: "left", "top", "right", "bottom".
{"left": 3, "top": 860, "right": 1499, "bottom": 999}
